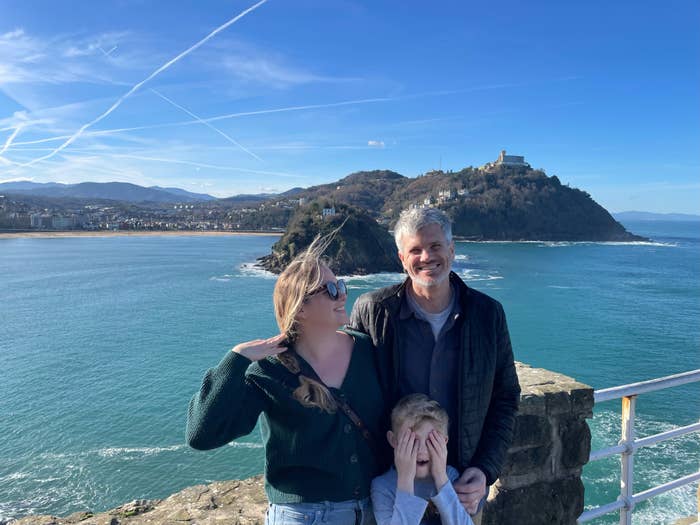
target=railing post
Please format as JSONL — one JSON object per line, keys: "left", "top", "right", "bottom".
{"left": 619, "top": 395, "right": 636, "bottom": 525}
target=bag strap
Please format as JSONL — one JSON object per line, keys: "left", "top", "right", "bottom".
{"left": 290, "top": 352, "right": 382, "bottom": 460}
{"left": 328, "top": 389, "right": 381, "bottom": 459}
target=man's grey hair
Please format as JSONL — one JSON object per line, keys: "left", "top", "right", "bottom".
{"left": 393, "top": 208, "right": 453, "bottom": 251}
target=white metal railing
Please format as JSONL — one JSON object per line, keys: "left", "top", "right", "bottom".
{"left": 578, "top": 369, "right": 700, "bottom": 525}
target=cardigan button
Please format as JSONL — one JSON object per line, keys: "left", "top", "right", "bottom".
{"left": 344, "top": 424, "right": 352, "bottom": 433}
{"left": 350, "top": 453, "right": 358, "bottom": 463}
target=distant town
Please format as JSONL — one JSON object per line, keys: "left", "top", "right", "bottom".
{"left": 0, "top": 193, "right": 299, "bottom": 233}
{"left": 0, "top": 151, "right": 531, "bottom": 233}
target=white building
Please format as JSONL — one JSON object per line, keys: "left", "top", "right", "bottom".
{"left": 494, "top": 150, "right": 529, "bottom": 167}
{"left": 438, "top": 189, "right": 456, "bottom": 201}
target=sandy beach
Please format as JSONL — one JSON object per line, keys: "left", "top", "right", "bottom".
{"left": 0, "top": 230, "right": 282, "bottom": 239}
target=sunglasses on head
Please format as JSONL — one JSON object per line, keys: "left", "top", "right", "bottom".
{"left": 306, "top": 279, "right": 347, "bottom": 301}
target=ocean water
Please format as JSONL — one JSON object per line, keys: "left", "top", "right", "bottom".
{"left": 0, "top": 221, "right": 698, "bottom": 524}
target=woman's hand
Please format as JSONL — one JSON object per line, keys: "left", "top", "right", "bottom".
{"left": 232, "top": 334, "right": 289, "bottom": 362}
{"left": 427, "top": 430, "right": 449, "bottom": 490}
{"left": 394, "top": 427, "right": 418, "bottom": 494}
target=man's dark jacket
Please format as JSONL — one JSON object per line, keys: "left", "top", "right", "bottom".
{"left": 349, "top": 272, "right": 520, "bottom": 486}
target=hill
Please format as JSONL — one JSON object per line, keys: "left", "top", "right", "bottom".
{"left": 288, "top": 165, "right": 644, "bottom": 242}
{"left": 257, "top": 200, "right": 402, "bottom": 275}
{"left": 296, "top": 170, "right": 407, "bottom": 212}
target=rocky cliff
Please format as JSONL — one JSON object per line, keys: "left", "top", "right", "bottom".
{"left": 257, "top": 201, "right": 402, "bottom": 275}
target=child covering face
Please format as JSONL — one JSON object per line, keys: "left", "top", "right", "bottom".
{"left": 370, "top": 394, "right": 474, "bottom": 525}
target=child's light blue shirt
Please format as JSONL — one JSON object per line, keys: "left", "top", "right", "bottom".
{"left": 370, "top": 466, "right": 474, "bottom": 525}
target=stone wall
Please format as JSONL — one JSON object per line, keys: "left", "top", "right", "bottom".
{"left": 9, "top": 363, "right": 594, "bottom": 525}
{"left": 482, "top": 363, "right": 594, "bottom": 525}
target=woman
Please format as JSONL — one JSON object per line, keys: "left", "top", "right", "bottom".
{"left": 186, "top": 240, "right": 386, "bottom": 525}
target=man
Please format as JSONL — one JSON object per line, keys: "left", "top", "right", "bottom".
{"left": 350, "top": 208, "right": 520, "bottom": 525}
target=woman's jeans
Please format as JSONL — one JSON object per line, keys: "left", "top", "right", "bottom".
{"left": 266, "top": 498, "right": 375, "bottom": 525}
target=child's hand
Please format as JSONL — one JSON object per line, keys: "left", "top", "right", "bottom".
{"left": 427, "top": 429, "right": 449, "bottom": 490}
{"left": 394, "top": 427, "right": 417, "bottom": 493}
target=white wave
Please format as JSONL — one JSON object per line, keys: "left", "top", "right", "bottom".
{"left": 537, "top": 240, "right": 677, "bottom": 248}
{"left": 547, "top": 285, "right": 573, "bottom": 289}
{"left": 96, "top": 444, "right": 186, "bottom": 458}
{"left": 0, "top": 471, "right": 30, "bottom": 482}
{"left": 209, "top": 274, "right": 235, "bottom": 282}
{"left": 227, "top": 441, "right": 263, "bottom": 449}
{"left": 455, "top": 239, "right": 677, "bottom": 248}
{"left": 454, "top": 254, "right": 469, "bottom": 261}
{"left": 457, "top": 269, "right": 503, "bottom": 282}
{"left": 239, "top": 262, "right": 277, "bottom": 280}
{"left": 600, "top": 241, "right": 677, "bottom": 247}
{"left": 342, "top": 272, "right": 405, "bottom": 286}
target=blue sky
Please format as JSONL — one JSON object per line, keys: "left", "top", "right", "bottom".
{"left": 0, "top": 0, "right": 698, "bottom": 213}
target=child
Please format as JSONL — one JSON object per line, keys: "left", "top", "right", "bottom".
{"left": 371, "top": 394, "right": 474, "bottom": 525}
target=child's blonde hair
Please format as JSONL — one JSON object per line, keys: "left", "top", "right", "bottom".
{"left": 390, "top": 393, "right": 449, "bottom": 434}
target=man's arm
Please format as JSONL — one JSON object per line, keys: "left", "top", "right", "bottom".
{"left": 349, "top": 293, "right": 371, "bottom": 334}
{"left": 469, "top": 303, "right": 521, "bottom": 485}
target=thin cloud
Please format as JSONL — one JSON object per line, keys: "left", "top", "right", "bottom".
{"left": 7, "top": 80, "right": 580, "bottom": 150}
{"left": 0, "top": 156, "right": 21, "bottom": 166}
{"left": 63, "top": 33, "right": 127, "bottom": 58}
{"left": 222, "top": 55, "right": 358, "bottom": 88}
{"left": 201, "top": 38, "right": 361, "bottom": 89}
{"left": 0, "top": 176, "right": 34, "bottom": 183}
{"left": 368, "top": 140, "right": 385, "bottom": 148}
{"left": 0, "top": 28, "right": 135, "bottom": 86}
{"left": 10, "top": 95, "right": 396, "bottom": 146}
{"left": 150, "top": 88, "right": 262, "bottom": 161}
{"left": 11, "top": 0, "right": 270, "bottom": 171}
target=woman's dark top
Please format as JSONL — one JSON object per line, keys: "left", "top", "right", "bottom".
{"left": 186, "top": 328, "right": 387, "bottom": 503}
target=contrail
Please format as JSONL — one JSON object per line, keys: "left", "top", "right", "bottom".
{"left": 150, "top": 88, "right": 263, "bottom": 162}
{"left": 8, "top": 77, "right": 579, "bottom": 150}
{"left": 110, "top": 153, "right": 302, "bottom": 178}
{"left": 11, "top": 96, "right": 394, "bottom": 147}
{"left": 15, "top": 0, "right": 269, "bottom": 169}
{"left": 99, "top": 45, "right": 118, "bottom": 57}
{"left": 0, "top": 126, "right": 24, "bottom": 156}
{"left": 204, "top": 96, "right": 395, "bottom": 123}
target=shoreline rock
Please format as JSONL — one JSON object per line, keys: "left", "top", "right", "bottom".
{"left": 257, "top": 201, "right": 402, "bottom": 275}
{"left": 8, "top": 476, "right": 268, "bottom": 525}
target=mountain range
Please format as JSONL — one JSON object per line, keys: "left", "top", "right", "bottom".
{"left": 0, "top": 181, "right": 217, "bottom": 203}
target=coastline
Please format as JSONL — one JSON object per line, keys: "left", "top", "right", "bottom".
{"left": 0, "top": 230, "right": 282, "bottom": 239}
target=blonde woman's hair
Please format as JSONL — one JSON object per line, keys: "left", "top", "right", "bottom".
{"left": 272, "top": 231, "right": 342, "bottom": 413}
{"left": 390, "top": 393, "right": 449, "bottom": 434}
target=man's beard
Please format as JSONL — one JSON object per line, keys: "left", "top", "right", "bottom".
{"left": 409, "top": 270, "right": 450, "bottom": 288}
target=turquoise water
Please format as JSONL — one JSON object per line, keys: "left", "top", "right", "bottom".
{"left": 1, "top": 222, "right": 698, "bottom": 524}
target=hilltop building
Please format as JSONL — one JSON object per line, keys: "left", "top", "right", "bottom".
{"left": 493, "top": 149, "right": 529, "bottom": 167}
{"left": 322, "top": 207, "right": 336, "bottom": 218}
